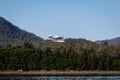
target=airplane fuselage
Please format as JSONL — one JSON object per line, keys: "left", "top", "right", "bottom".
{"left": 49, "top": 35, "right": 64, "bottom": 42}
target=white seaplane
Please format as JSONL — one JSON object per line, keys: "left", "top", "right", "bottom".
{"left": 49, "top": 35, "right": 64, "bottom": 42}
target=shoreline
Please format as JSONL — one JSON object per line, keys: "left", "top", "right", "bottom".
{"left": 0, "top": 71, "right": 120, "bottom": 76}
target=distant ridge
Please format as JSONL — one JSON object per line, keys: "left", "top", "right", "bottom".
{"left": 95, "top": 37, "right": 120, "bottom": 45}
{"left": 1, "top": 16, "right": 119, "bottom": 46}
{"left": 0, "top": 16, "right": 43, "bottom": 46}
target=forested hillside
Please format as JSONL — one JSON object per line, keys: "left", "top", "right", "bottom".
{"left": 0, "top": 16, "right": 43, "bottom": 46}
{"left": 0, "top": 16, "right": 120, "bottom": 71}
{"left": 95, "top": 37, "right": 120, "bottom": 45}
{"left": 0, "top": 42, "right": 120, "bottom": 71}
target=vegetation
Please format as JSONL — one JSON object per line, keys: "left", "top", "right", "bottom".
{"left": 0, "top": 42, "right": 120, "bottom": 71}
{"left": 1, "top": 16, "right": 120, "bottom": 71}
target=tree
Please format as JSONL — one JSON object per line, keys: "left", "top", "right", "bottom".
{"left": 23, "top": 42, "right": 34, "bottom": 48}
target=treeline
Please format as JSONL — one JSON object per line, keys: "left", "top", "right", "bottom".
{"left": 0, "top": 42, "right": 120, "bottom": 71}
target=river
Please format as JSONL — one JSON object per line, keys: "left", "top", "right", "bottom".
{"left": 0, "top": 76, "right": 120, "bottom": 80}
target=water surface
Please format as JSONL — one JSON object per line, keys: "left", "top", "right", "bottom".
{"left": 1, "top": 76, "right": 120, "bottom": 80}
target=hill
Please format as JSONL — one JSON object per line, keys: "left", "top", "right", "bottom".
{"left": 43, "top": 38, "right": 95, "bottom": 49}
{"left": 0, "top": 16, "right": 43, "bottom": 46}
{"left": 95, "top": 37, "right": 120, "bottom": 45}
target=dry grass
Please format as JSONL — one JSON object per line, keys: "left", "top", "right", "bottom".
{"left": 0, "top": 71, "right": 120, "bottom": 76}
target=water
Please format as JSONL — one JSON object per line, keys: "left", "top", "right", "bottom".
{"left": 0, "top": 76, "right": 120, "bottom": 80}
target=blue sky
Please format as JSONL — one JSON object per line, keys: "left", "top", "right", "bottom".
{"left": 0, "top": 0, "right": 120, "bottom": 41}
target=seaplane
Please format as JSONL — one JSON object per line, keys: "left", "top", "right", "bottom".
{"left": 49, "top": 35, "right": 65, "bottom": 42}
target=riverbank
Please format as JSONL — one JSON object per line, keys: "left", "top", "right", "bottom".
{"left": 0, "top": 71, "right": 120, "bottom": 76}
